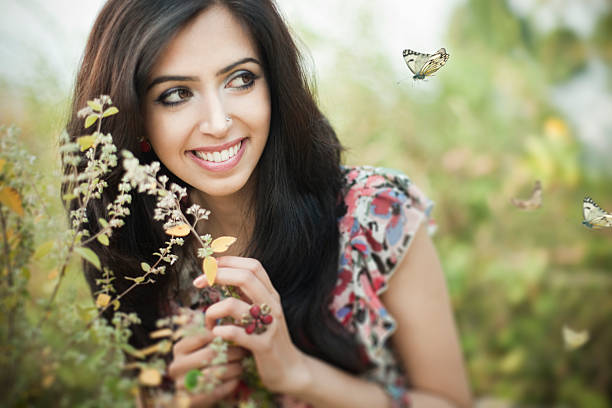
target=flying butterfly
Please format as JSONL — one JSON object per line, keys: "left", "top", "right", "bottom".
{"left": 402, "top": 48, "right": 449, "bottom": 80}
{"left": 511, "top": 180, "right": 542, "bottom": 210}
{"left": 562, "top": 325, "right": 589, "bottom": 351}
{"left": 582, "top": 196, "right": 612, "bottom": 229}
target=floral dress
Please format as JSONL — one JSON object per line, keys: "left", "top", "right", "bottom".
{"left": 168, "top": 165, "right": 433, "bottom": 408}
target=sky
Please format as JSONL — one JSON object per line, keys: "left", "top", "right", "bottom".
{"left": 0, "top": 0, "right": 463, "bottom": 89}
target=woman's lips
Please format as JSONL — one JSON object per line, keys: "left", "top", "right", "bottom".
{"left": 189, "top": 139, "right": 246, "bottom": 172}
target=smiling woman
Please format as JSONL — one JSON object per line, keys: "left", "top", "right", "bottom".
{"left": 63, "top": 1, "right": 472, "bottom": 407}
{"left": 143, "top": 7, "right": 271, "bottom": 206}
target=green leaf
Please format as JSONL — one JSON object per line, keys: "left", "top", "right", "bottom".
{"left": 140, "top": 262, "right": 151, "bottom": 272}
{"left": 87, "top": 100, "right": 102, "bottom": 112}
{"left": 62, "top": 193, "right": 77, "bottom": 201}
{"left": 98, "top": 218, "right": 109, "bottom": 228}
{"left": 34, "top": 240, "right": 55, "bottom": 260}
{"left": 75, "top": 247, "right": 101, "bottom": 270}
{"left": 102, "top": 107, "right": 119, "bottom": 118}
{"left": 125, "top": 276, "right": 145, "bottom": 284}
{"left": 84, "top": 114, "right": 98, "bottom": 129}
{"left": 184, "top": 369, "right": 202, "bottom": 391}
{"left": 77, "top": 135, "right": 96, "bottom": 151}
{"left": 97, "top": 234, "right": 109, "bottom": 246}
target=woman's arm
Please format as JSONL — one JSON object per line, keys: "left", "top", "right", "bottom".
{"left": 380, "top": 223, "right": 473, "bottom": 408}
{"left": 198, "top": 244, "right": 472, "bottom": 408}
{"left": 197, "top": 258, "right": 394, "bottom": 408}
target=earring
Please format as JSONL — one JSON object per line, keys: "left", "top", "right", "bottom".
{"left": 139, "top": 138, "right": 151, "bottom": 153}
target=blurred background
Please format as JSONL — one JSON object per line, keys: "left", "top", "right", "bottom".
{"left": 1, "top": 0, "right": 611, "bottom": 406}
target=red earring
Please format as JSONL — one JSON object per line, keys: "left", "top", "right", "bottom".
{"left": 140, "top": 139, "right": 151, "bottom": 152}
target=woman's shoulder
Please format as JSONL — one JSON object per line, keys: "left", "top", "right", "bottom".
{"left": 339, "top": 165, "right": 434, "bottom": 236}
{"left": 331, "top": 165, "right": 435, "bottom": 381}
{"left": 335, "top": 164, "right": 435, "bottom": 301}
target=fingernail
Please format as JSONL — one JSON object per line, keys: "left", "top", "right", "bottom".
{"left": 193, "top": 275, "right": 207, "bottom": 287}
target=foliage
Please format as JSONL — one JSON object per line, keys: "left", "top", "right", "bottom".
{"left": 298, "top": 0, "right": 612, "bottom": 405}
{"left": 0, "top": 98, "right": 261, "bottom": 406}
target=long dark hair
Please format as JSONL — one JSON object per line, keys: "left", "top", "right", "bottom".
{"left": 64, "top": 0, "right": 367, "bottom": 374}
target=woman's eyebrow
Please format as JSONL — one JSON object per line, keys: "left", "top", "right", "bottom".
{"left": 146, "top": 58, "right": 261, "bottom": 91}
{"left": 215, "top": 57, "right": 261, "bottom": 76}
{"left": 147, "top": 75, "right": 197, "bottom": 91}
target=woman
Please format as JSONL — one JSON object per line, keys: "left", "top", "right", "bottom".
{"left": 64, "top": 0, "right": 472, "bottom": 406}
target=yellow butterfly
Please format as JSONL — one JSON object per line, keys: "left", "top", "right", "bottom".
{"left": 402, "top": 48, "right": 449, "bottom": 80}
{"left": 511, "top": 180, "right": 542, "bottom": 210}
{"left": 582, "top": 196, "right": 612, "bottom": 229}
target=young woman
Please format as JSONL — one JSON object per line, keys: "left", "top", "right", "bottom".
{"left": 64, "top": 0, "right": 472, "bottom": 406}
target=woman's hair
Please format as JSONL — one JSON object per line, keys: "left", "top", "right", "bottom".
{"left": 64, "top": 0, "right": 367, "bottom": 373}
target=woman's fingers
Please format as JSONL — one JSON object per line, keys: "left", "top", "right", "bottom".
{"left": 187, "top": 378, "right": 240, "bottom": 408}
{"left": 194, "top": 257, "right": 280, "bottom": 304}
{"left": 212, "top": 322, "right": 273, "bottom": 352}
{"left": 173, "top": 331, "right": 214, "bottom": 356}
{"left": 197, "top": 267, "right": 272, "bottom": 305}
{"left": 168, "top": 344, "right": 247, "bottom": 380}
{"left": 217, "top": 257, "right": 277, "bottom": 295}
{"left": 204, "top": 297, "right": 250, "bottom": 330}
{"left": 201, "top": 361, "right": 243, "bottom": 382}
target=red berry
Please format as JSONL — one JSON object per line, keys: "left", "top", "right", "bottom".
{"left": 250, "top": 305, "right": 261, "bottom": 318}
{"left": 245, "top": 322, "right": 256, "bottom": 334}
{"left": 261, "top": 314, "right": 273, "bottom": 325}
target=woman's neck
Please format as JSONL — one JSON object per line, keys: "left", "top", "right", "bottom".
{"left": 189, "top": 188, "right": 254, "bottom": 256}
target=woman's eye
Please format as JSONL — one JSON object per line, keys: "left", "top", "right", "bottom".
{"left": 157, "top": 88, "right": 192, "bottom": 106}
{"left": 227, "top": 71, "right": 257, "bottom": 90}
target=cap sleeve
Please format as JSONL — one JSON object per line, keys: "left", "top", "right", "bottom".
{"left": 331, "top": 166, "right": 434, "bottom": 367}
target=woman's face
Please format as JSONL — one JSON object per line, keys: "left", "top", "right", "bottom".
{"left": 144, "top": 5, "right": 271, "bottom": 201}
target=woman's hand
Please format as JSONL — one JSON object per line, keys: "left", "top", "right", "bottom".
{"left": 167, "top": 329, "right": 248, "bottom": 407}
{"left": 194, "top": 256, "right": 310, "bottom": 395}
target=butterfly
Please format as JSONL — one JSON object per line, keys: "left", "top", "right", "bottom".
{"left": 562, "top": 325, "right": 589, "bottom": 350}
{"left": 511, "top": 180, "right": 542, "bottom": 210}
{"left": 402, "top": 48, "right": 449, "bottom": 80}
{"left": 582, "top": 196, "right": 612, "bottom": 229}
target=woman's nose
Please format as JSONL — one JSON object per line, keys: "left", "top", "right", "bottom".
{"left": 198, "top": 93, "right": 230, "bottom": 137}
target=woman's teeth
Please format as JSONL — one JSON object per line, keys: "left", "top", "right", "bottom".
{"left": 194, "top": 141, "right": 241, "bottom": 163}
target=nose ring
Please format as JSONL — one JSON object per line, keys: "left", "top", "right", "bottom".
{"left": 225, "top": 115, "right": 232, "bottom": 126}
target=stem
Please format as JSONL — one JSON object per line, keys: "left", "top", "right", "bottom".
{"left": 58, "top": 242, "right": 175, "bottom": 354}
{"left": 0, "top": 207, "right": 14, "bottom": 286}
{"left": 0, "top": 207, "right": 16, "bottom": 343}
{"left": 36, "top": 233, "right": 78, "bottom": 328}
{"left": 81, "top": 224, "right": 113, "bottom": 246}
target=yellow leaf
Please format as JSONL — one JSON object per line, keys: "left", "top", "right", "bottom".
{"left": 47, "top": 268, "right": 58, "bottom": 281}
{"left": 210, "top": 236, "right": 237, "bottom": 253}
{"left": 96, "top": 293, "right": 111, "bottom": 308}
{"left": 0, "top": 158, "right": 6, "bottom": 172}
{"left": 102, "top": 106, "right": 119, "bottom": 118}
{"left": 77, "top": 135, "right": 96, "bottom": 151}
{"left": 164, "top": 223, "right": 190, "bottom": 237}
{"left": 0, "top": 186, "right": 24, "bottom": 216}
{"left": 138, "top": 368, "right": 162, "bottom": 387}
{"left": 173, "top": 314, "right": 189, "bottom": 326}
{"left": 42, "top": 375, "right": 55, "bottom": 388}
{"left": 203, "top": 256, "right": 217, "bottom": 286}
{"left": 174, "top": 393, "right": 191, "bottom": 408}
{"left": 149, "top": 328, "right": 173, "bottom": 339}
{"left": 87, "top": 100, "right": 102, "bottom": 112}
{"left": 84, "top": 114, "right": 98, "bottom": 129}
{"left": 563, "top": 325, "right": 589, "bottom": 350}
{"left": 34, "top": 240, "right": 55, "bottom": 260}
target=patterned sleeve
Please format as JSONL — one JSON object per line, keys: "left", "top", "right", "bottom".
{"left": 331, "top": 166, "right": 434, "bottom": 408}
